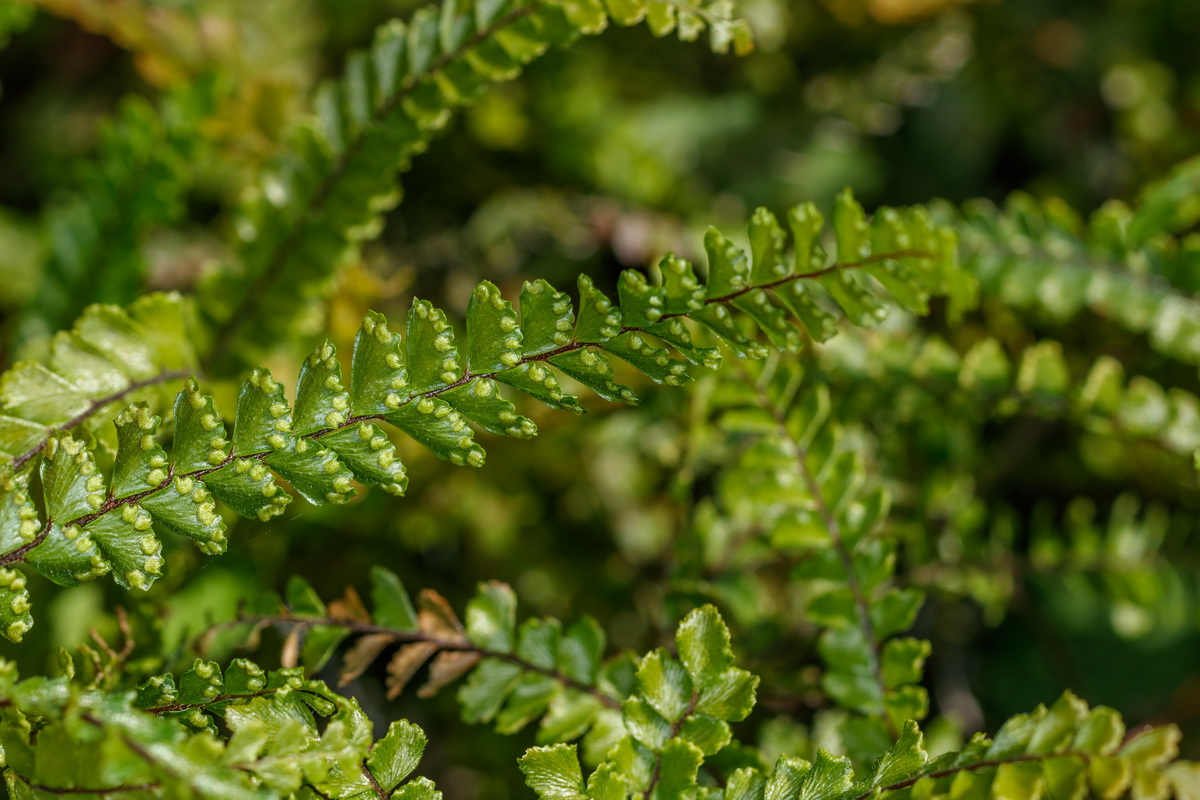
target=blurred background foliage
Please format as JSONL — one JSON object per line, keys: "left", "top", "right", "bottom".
{"left": 1, "top": 0, "right": 1199, "bottom": 796}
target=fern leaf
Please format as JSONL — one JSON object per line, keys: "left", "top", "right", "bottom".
{"left": 522, "top": 691, "right": 1196, "bottom": 800}
{"left": 831, "top": 325, "right": 1200, "bottom": 465}
{"left": 0, "top": 193, "right": 970, "bottom": 640}
{"left": 0, "top": 293, "right": 199, "bottom": 470}
{"left": 208, "top": 570, "right": 623, "bottom": 746}
{"left": 517, "top": 604, "right": 754, "bottom": 797}
{"left": 0, "top": 656, "right": 440, "bottom": 798}
{"left": 704, "top": 358, "right": 925, "bottom": 750}
{"left": 216, "top": 577, "right": 761, "bottom": 784}
{"left": 200, "top": 0, "right": 757, "bottom": 365}
{"left": 946, "top": 165, "right": 1200, "bottom": 367}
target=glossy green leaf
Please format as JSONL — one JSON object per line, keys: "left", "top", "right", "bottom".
{"left": 370, "top": 566, "right": 419, "bottom": 631}
{"left": 350, "top": 311, "right": 410, "bottom": 416}
{"left": 636, "top": 650, "right": 692, "bottom": 722}
{"left": 110, "top": 405, "right": 170, "bottom": 499}
{"left": 549, "top": 349, "right": 639, "bottom": 405}
{"left": 467, "top": 281, "right": 525, "bottom": 373}
{"left": 231, "top": 369, "right": 293, "bottom": 456}
{"left": 204, "top": 458, "right": 293, "bottom": 522}
{"left": 459, "top": 658, "right": 523, "bottom": 723}
{"left": 520, "top": 744, "right": 587, "bottom": 800}
{"left": 171, "top": 378, "right": 231, "bottom": 474}
{"left": 574, "top": 275, "right": 623, "bottom": 344}
{"left": 83, "top": 504, "right": 161, "bottom": 591}
{"left": 495, "top": 362, "right": 584, "bottom": 414}
{"left": 443, "top": 380, "right": 537, "bottom": 438}
{"left": 466, "top": 580, "right": 517, "bottom": 652}
{"left": 386, "top": 397, "right": 485, "bottom": 467}
{"left": 319, "top": 422, "right": 408, "bottom": 495}
{"left": 41, "top": 434, "right": 104, "bottom": 523}
{"left": 264, "top": 441, "right": 356, "bottom": 505}
{"left": 521, "top": 279, "right": 576, "bottom": 356}
{"left": 407, "top": 299, "right": 463, "bottom": 393}
{"left": 140, "top": 474, "right": 226, "bottom": 553}
{"left": 599, "top": 332, "right": 690, "bottom": 386}
{"left": 367, "top": 719, "right": 427, "bottom": 791}
{"left": 293, "top": 342, "right": 351, "bottom": 435}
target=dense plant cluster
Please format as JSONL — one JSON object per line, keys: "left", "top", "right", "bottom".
{"left": 0, "top": 0, "right": 1198, "bottom": 797}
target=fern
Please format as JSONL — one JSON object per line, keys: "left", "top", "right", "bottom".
{"left": 0, "top": 192, "right": 962, "bottom": 641}
{"left": 698, "top": 358, "right": 928, "bottom": 757}
{"left": 203, "top": 570, "right": 628, "bottom": 752}
{"left": 799, "top": 324, "right": 1200, "bottom": 617}
{"left": 523, "top": 691, "right": 1196, "bottom": 800}
{"left": 210, "top": 599, "right": 759, "bottom": 797}
{"left": 516, "top": 613, "right": 1194, "bottom": 800}
{"left": 0, "top": 293, "right": 200, "bottom": 468}
{"left": 811, "top": 326, "right": 1200, "bottom": 470}
{"left": 907, "top": 492, "right": 1200, "bottom": 636}
{"left": 0, "top": 655, "right": 441, "bottom": 798}
{"left": 512, "top": 610, "right": 1194, "bottom": 799}
{"left": 198, "top": 0, "right": 755, "bottom": 366}
{"left": 2, "top": 599, "right": 1195, "bottom": 798}
{"left": 4, "top": 4, "right": 1200, "bottom": 798}
{"left": 943, "top": 155, "right": 1200, "bottom": 368}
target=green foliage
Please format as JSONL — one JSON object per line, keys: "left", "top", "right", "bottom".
{"left": 0, "top": 293, "right": 199, "bottom": 467}
{"left": 0, "top": 192, "right": 963, "bottom": 639}
{"left": 198, "top": 0, "right": 754, "bottom": 366}
{"left": 0, "top": 655, "right": 440, "bottom": 798}
{"left": 521, "top": 688, "right": 1196, "bottom": 799}
{"left": 1, "top": 1, "right": 1199, "bottom": 798}
{"left": 944, "top": 156, "right": 1200, "bottom": 367}
{"left": 781, "top": 319, "right": 1200, "bottom": 626}
{"left": 206, "top": 570, "right": 625, "bottom": 746}
{"left": 700, "top": 358, "right": 929, "bottom": 756}
{"left": 520, "top": 675, "right": 1194, "bottom": 800}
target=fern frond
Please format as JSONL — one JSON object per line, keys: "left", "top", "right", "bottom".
{"left": 0, "top": 292, "right": 200, "bottom": 470}
{"left": 0, "top": 192, "right": 965, "bottom": 641}
{"left": 708, "top": 357, "right": 925, "bottom": 755}
{"left": 199, "top": 0, "right": 757, "bottom": 365}
{"left": 513, "top": 603, "right": 755, "bottom": 798}
{"left": 978, "top": 338, "right": 1200, "bottom": 462}
{"left": 0, "top": 657, "right": 440, "bottom": 799}
{"left": 913, "top": 493, "right": 1199, "bottom": 635}
{"left": 945, "top": 155, "right": 1200, "bottom": 367}
{"left": 823, "top": 327, "right": 1200, "bottom": 469}
{"left": 522, "top": 691, "right": 1196, "bottom": 800}
{"left": 205, "top": 569, "right": 631, "bottom": 753}
{"left": 210, "top": 592, "right": 753, "bottom": 786}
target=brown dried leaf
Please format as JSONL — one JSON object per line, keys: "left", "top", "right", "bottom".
{"left": 340, "top": 632, "right": 395, "bottom": 687}
{"left": 417, "top": 589, "right": 466, "bottom": 641}
{"left": 417, "top": 650, "right": 481, "bottom": 699}
{"left": 387, "top": 642, "right": 439, "bottom": 700}
{"left": 242, "top": 619, "right": 269, "bottom": 651}
{"left": 280, "top": 627, "right": 302, "bottom": 670}
{"left": 329, "top": 585, "right": 371, "bottom": 624}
